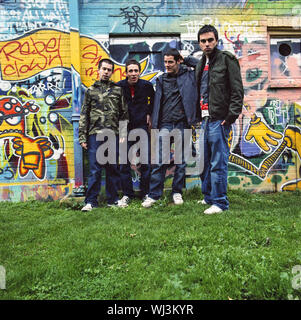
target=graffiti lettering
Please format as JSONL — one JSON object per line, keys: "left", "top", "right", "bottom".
{"left": 22, "top": 0, "right": 47, "bottom": 10}
{"left": 82, "top": 44, "right": 103, "bottom": 66}
{"left": 266, "top": 101, "right": 290, "bottom": 125}
{"left": 0, "top": 1, "right": 70, "bottom": 39}
{"left": 181, "top": 19, "right": 258, "bottom": 40}
{"left": 0, "top": 35, "right": 63, "bottom": 79}
{"left": 0, "top": 167, "right": 14, "bottom": 180}
{"left": 81, "top": 44, "right": 104, "bottom": 79}
{"left": 28, "top": 81, "right": 63, "bottom": 95}
{"left": 6, "top": 21, "right": 68, "bottom": 38}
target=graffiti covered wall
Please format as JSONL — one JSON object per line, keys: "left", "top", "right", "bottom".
{"left": 79, "top": 0, "right": 301, "bottom": 193}
{"left": 0, "top": 0, "right": 300, "bottom": 201}
{"left": 0, "top": 1, "right": 73, "bottom": 201}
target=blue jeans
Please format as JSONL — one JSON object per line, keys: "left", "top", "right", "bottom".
{"left": 120, "top": 126, "right": 151, "bottom": 198}
{"left": 85, "top": 134, "right": 120, "bottom": 206}
{"left": 201, "top": 119, "right": 231, "bottom": 210}
{"left": 149, "top": 121, "right": 187, "bottom": 200}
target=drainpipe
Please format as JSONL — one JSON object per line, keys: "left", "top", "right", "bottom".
{"left": 69, "top": 0, "right": 85, "bottom": 196}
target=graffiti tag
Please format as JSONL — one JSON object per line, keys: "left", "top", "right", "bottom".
{"left": 120, "top": 6, "right": 149, "bottom": 33}
{"left": 0, "top": 30, "right": 69, "bottom": 81}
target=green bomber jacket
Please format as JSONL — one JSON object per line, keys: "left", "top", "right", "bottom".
{"left": 185, "top": 48, "right": 244, "bottom": 124}
{"left": 195, "top": 48, "right": 244, "bottom": 124}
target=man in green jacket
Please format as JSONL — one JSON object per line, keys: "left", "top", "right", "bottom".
{"left": 79, "top": 58, "right": 129, "bottom": 211}
{"left": 191, "top": 25, "right": 244, "bottom": 214}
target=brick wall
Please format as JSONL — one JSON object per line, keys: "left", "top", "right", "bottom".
{"left": 0, "top": 0, "right": 300, "bottom": 201}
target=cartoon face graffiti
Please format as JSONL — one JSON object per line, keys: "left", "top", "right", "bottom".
{"left": 0, "top": 96, "right": 39, "bottom": 138}
{"left": 0, "top": 96, "right": 54, "bottom": 180}
{"left": 12, "top": 135, "right": 54, "bottom": 180}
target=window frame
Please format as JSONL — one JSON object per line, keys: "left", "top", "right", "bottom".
{"left": 268, "top": 28, "right": 301, "bottom": 88}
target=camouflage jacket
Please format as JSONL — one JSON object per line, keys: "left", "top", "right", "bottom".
{"left": 78, "top": 80, "right": 129, "bottom": 144}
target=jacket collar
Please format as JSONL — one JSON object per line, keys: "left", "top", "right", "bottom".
{"left": 161, "top": 64, "right": 188, "bottom": 80}
{"left": 202, "top": 47, "right": 219, "bottom": 65}
{"left": 124, "top": 78, "right": 142, "bottom": 88}
{"left": 94, "top": 80, "right": 114, "bottom": 87}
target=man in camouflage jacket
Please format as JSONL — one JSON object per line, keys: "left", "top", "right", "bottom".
{"left": 79, "top": 58, "right": 129, "bottom": 211}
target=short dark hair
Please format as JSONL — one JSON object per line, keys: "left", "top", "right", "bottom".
{"left": 163, "top": 48, "right": 181, "bottom": 62}
{"left": 125, "top": 59, "right": 141, "bottom": 72}
{"left": 98, "top": 58, "right": 114, "bottom": 71}
{"left": 197, "top": 25, "right": 219, "bottom": 42}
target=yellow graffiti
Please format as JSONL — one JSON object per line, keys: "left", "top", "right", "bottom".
{"left": 245, "top": 114, "right": 283, "bottom": 152}
{"left": 0, "top": 95, "right": 55, "bottom": 180}
{"left": 0, "top": 30, "right": 70, "bottom": 81}
{"left": 282, "top": 179, "right": 301, "bottom": 191}
{"left": 285, "top": 126, "right": 301, "bottom": 160}
{"left": 80, "top": 35, "right": 154, "bottom": 87}
{"left": 12, "top": 135, "right": 53, "bottom": 180}
{"left": 0, "top": 29, "right": 158, "bottom": 88}
{"left": 230, "top": 124, "right": 301, "bottom": 180}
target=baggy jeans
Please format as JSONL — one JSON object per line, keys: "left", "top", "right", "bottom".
{"left": 149, "top": 121, "right": 188, "bottom": 200}
{"left": 201, "top": 120, "right": 231, "bottom": 210}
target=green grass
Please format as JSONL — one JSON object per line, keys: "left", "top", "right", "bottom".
{"left": 1, "top": 188, "right": 301, "bottom": 300}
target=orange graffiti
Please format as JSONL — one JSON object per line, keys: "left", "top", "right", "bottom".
{"left": 12, "top": 135, "right": 54, "bottom": 180}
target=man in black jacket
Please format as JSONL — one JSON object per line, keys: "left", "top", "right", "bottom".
{"left": 117, "top": 59, "right": 155, "bottom": 207}
{"left": 142, "top": 48, "right": 198, "bottom": 208}
{"left": 191, "top": 25, "right": 244, "bottom": 214}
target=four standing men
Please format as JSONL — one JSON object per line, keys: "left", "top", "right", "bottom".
{"left": 79, "top": 24, "right": 244, "bottom": 214}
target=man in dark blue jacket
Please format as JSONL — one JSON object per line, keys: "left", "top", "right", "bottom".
{"left": 117, "top": 59, "right": 155, "bottom": 207}
{"left": 142, "top": 48, "right": 198, "bottom": 208}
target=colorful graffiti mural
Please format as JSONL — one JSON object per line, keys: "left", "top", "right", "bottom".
{"left": 0, "top": 0, "right": 300, "bottom": 201}
{"left": 228, "top": 37, "right": 301, "bottom": 192}
{"left": 0, "top": 26, "right": 160, "bottom": 200}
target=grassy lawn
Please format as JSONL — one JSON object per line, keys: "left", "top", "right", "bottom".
{"left": 0, "top": 188, "right": 301, "bottom": 300}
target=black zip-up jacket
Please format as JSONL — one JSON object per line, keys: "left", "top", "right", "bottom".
{"left": 151, "top": 65, "right": 198, "bottom": 129}
{"left": 185, "top": 48, "right": 244, "bottom": 124}
{"left": 117, "top": 79, "right": 154, "bottom": 129}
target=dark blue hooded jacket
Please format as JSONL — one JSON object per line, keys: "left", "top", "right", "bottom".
{"left": 117, "top": 78, "right": 155, "bottom": 129}
{"left": 151, "top": 65, "right": 199, "bottom": 129}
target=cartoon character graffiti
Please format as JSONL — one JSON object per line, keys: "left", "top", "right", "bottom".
{"left": 221, "top": 40, "right": 301, "bottom": 191}
{"left": 230, "top": 115, "right": 301, "bottom": 180}
{"left": 0, "top": 96, "right": 54, "bottom": 180}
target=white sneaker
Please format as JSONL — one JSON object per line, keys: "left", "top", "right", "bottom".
{"left": 107, "top": 201, "right": 118, "bottom": 208}
{"left": 197, "top": 199, "right": 208, "bottom": 205}
{"left": 118, "top": 196, "right": 130, "bottom": 208}
{"left": 81, "top": 203, "right": 94, "bottom": 212}
{"left": 142, "top": 196, "right": 157, "bottom": 208}
{"left": 204, "top": 205, "right": 223, "bottom": 215}
{"left": 142, "top": 194, "right": 149, "bottom": 201}
{"left": 173, "top": 193, "right": 183, "bottom": 205}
